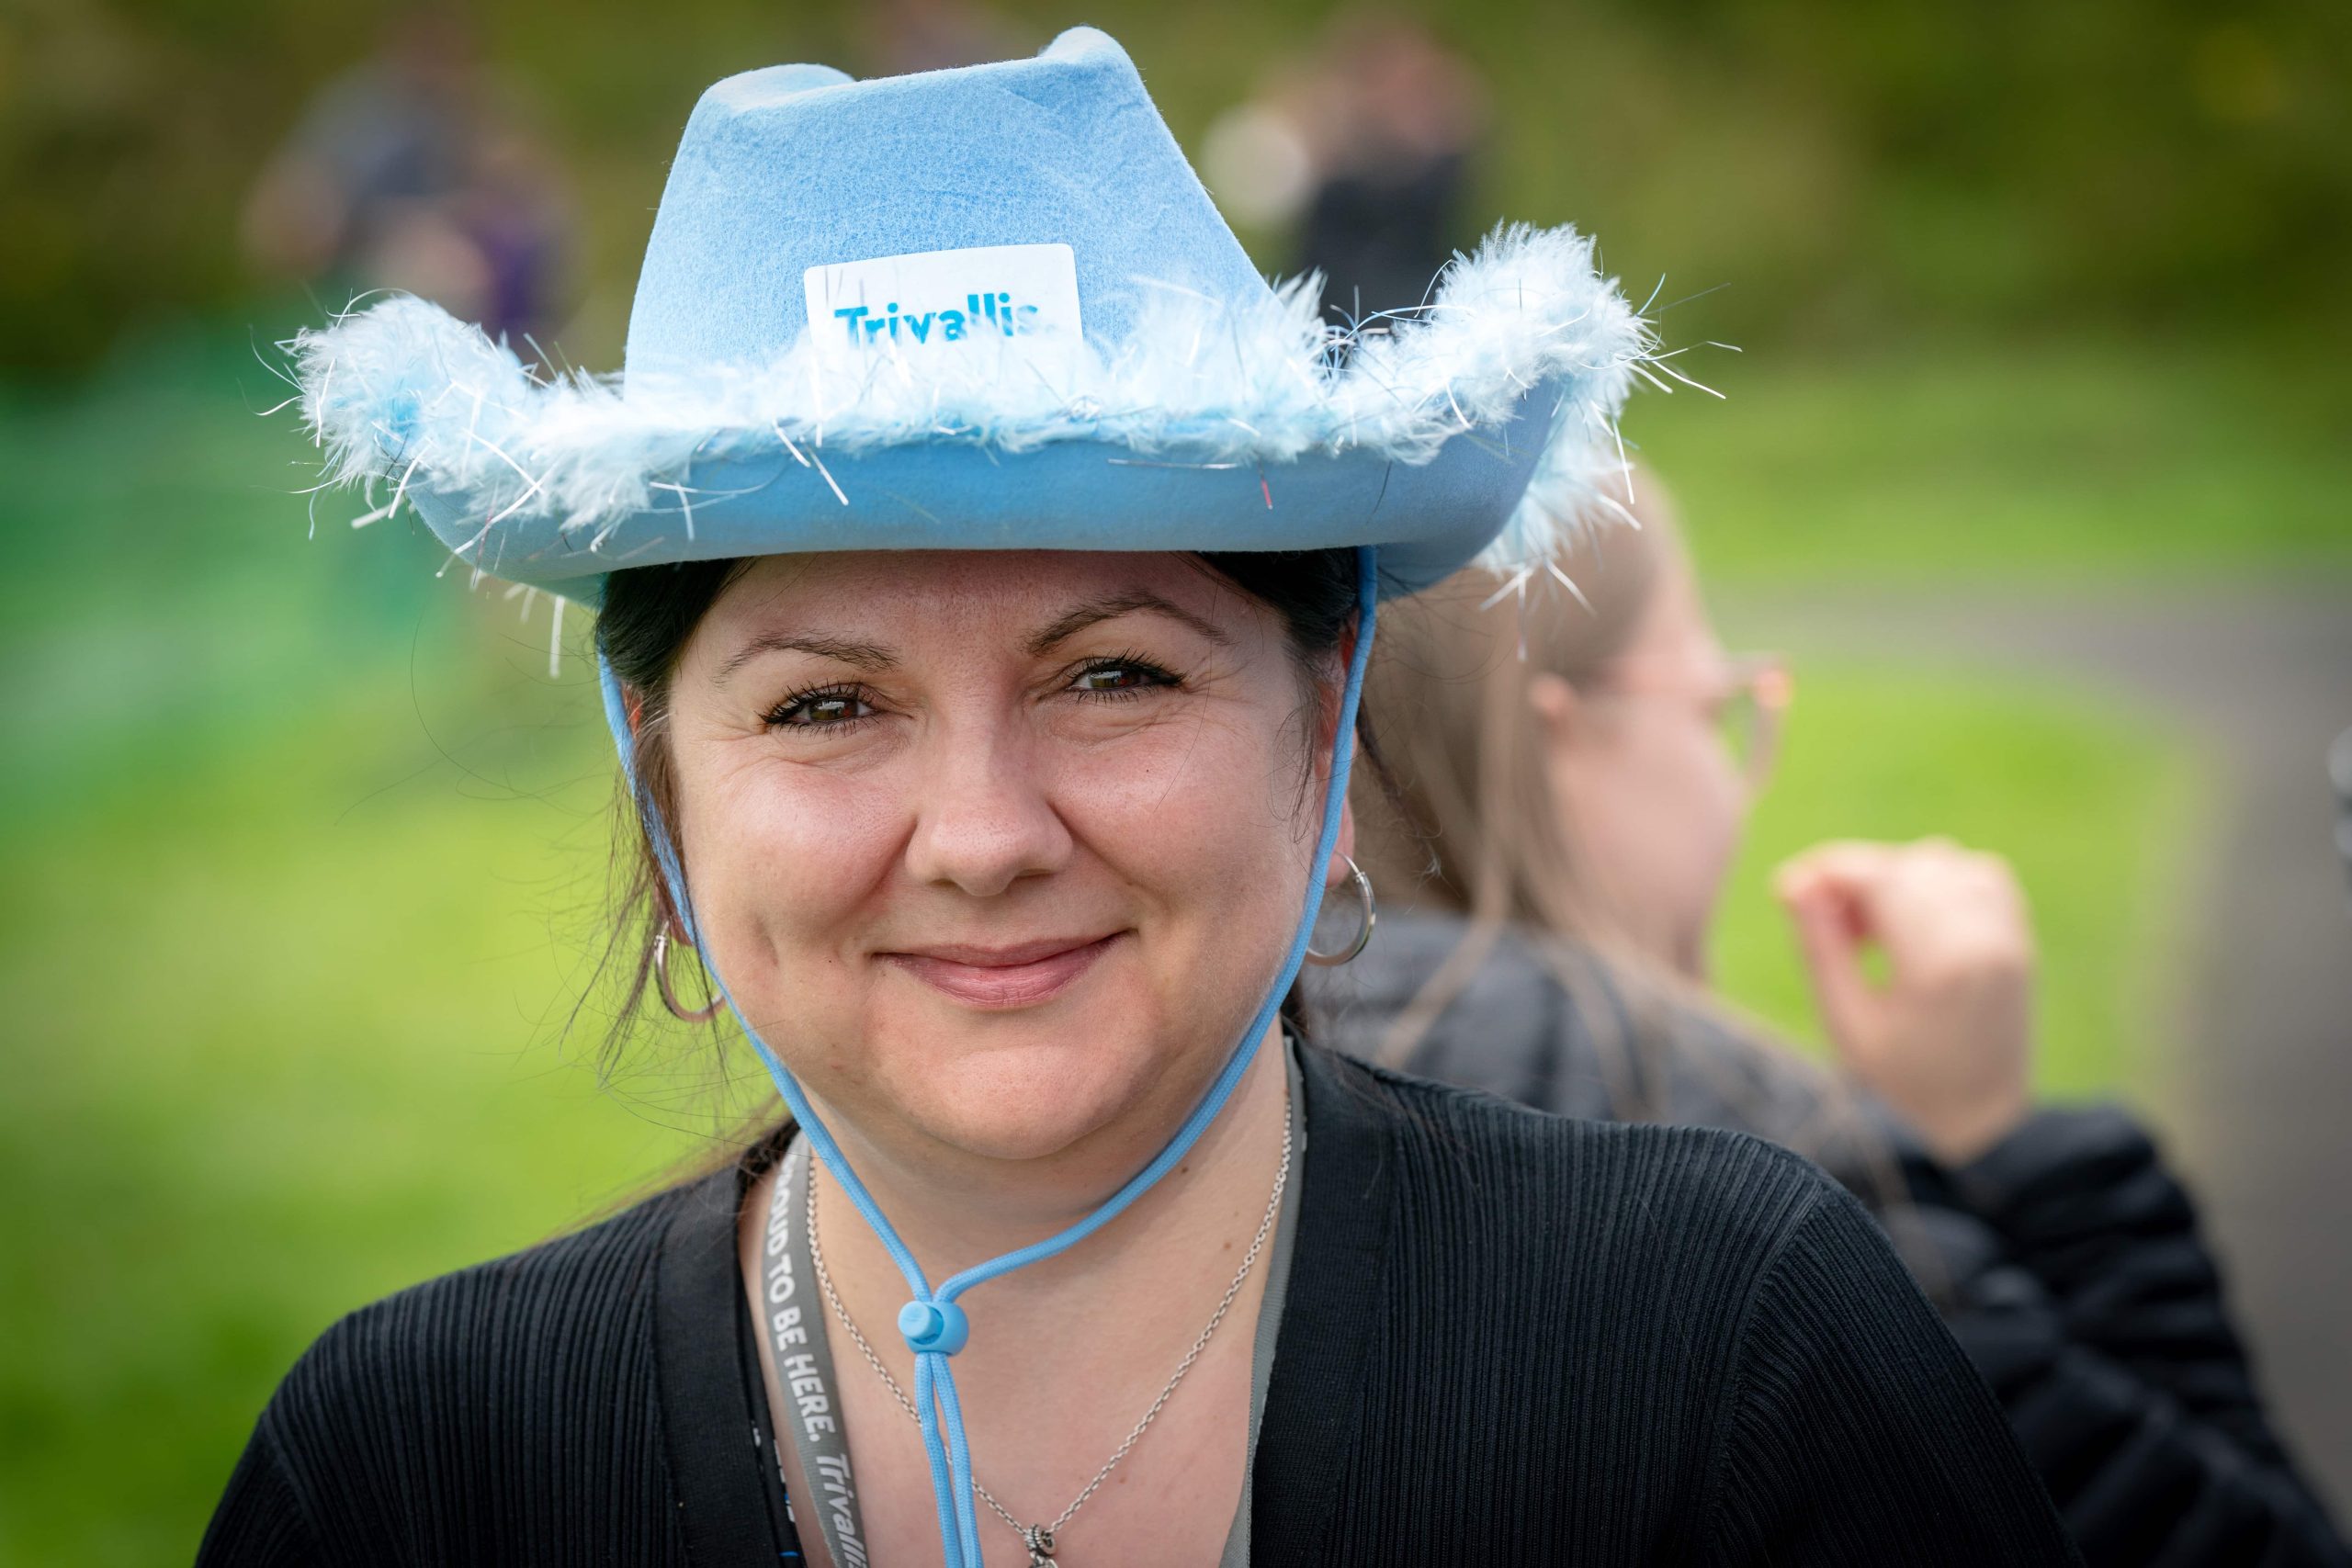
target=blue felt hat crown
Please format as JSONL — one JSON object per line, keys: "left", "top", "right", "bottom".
{"left": 621, "top": 36, "right": 1272, "bottom": 382}
{"left": 296, "top": 28, "right": 1653, "bottom": 599}
{"left": 288, "top": 33, "right": 1662, "bottom": 1568}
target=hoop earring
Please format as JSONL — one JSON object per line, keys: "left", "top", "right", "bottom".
{"left": 1305, "top": 855, "right": 1376, "bottom": 966}
{"left": 652, "top": 927, "right": 725, "bottom": 1023}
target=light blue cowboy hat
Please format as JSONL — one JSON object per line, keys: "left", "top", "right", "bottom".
{"left": 292, "top": 28, "right": 1652, "bottom": 1567}
{"left": 297, "top": 27, "right": 1648, "bottom": 600}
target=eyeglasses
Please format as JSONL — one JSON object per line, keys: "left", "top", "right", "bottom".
{"left": 1715, "top": 653, "right": 1792, "bottom": 791}
{"left": 1592, "top": 650, "right": 1793, "bottom": 793}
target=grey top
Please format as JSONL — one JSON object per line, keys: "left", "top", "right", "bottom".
{"left": 1298, "top": 908, "right": 1957, "bottom": 1284}
{"left": 1301, "top": 908, "right": 1910, "bottom": 1195}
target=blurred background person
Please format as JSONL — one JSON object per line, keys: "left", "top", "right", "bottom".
{"left": 240, "top": 8, "right": 573, "bottom": 344}
{"left": 1305, "top": 479, "right": 2352, "bottom": 1566}
{"left": 1203, "top": 10, "right": 1487, "bottom": 326}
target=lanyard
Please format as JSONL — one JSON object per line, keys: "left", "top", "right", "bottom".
{"left": 762, "top": 1139, "right": 871, "bottom": 1568}
{"left": 758, "top": 1040, "right": 1307, "bottom": 1568}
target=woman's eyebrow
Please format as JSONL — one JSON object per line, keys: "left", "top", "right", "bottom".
{"left": 715, "top": 632, "right": 896, "bottom": 683}
{"left": 1026, "top": 592, "right": 1232, "bottom": 655}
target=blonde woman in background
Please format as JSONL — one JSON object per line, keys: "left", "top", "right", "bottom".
{"left": 1308, "top": 479, "right": 2351, "bottom": 1567}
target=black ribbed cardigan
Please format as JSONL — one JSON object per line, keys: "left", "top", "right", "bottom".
{"left": 198, "top": 1046, "right": 2079, "bottom": 1565}
{"left": 1305, "top": 912, "right": 2350, "bottom": 1567}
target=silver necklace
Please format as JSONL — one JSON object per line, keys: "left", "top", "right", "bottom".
{"left": 806, "top": 1110, "right": 1293, "bottom": 1564}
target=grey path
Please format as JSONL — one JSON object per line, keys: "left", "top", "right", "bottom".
{"left": 1717, "top": 578, "right": 2352, "bottom": 1517}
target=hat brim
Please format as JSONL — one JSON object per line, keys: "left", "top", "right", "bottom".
{"left": 413, "top": 380, "right": 1568, "bottom": 599}
{"left": 299, "top": 223, "right": 1653, "bottom": 601}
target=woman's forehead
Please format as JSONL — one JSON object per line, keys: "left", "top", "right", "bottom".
{"left": 693, "top": 548, "right": 1261, "bottom": 653}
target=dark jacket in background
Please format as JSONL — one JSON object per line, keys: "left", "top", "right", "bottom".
{"left": 199, "top": 1046, "right": 2078, "bottom": 1565}
{"left": 1305, "top": 909, "right": 2351, "bottom": 1568}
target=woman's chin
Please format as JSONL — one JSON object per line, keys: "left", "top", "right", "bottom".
{"left": 872, "top": 1003, "right": 1196, "bottom": 1167}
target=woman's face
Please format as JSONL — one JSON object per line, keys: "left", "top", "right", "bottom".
{"left": 659, "top": 550, "right": 1344, "bottom": 1171}
{"left": 1538, "top": 549, "right": 1749, "bottom": 978}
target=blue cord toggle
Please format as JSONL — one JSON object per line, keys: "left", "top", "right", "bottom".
{"left": 899, "top": 1299, "right": 970, "bottom": 1355}
{"left": 595, "top": 545, "right": 1380, "bottom": 1568}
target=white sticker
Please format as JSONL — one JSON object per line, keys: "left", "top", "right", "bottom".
{"left": 802, "top": 243, "right": 1083, "bottom": 372}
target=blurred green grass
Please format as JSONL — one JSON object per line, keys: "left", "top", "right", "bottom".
{"left": 0, "top": 705, "right": 716, "bottom": 1564}
{"left": 1635, "top": 333, "right": 2352, "bottom": 585}
{"left": 0, "top": 321, "right": 2333, "bottom": 1561}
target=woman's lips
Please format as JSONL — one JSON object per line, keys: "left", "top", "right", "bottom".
{"left": 881, "top": 933, "right": 1123, "bottom": 1010}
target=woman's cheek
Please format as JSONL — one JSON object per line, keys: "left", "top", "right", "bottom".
{"left": 695, "top": 754, "right": 908, "bottom": 968}
{"left": 1670, "top": 721, "right": 1747, "bottom": 942}
{"left": 1069, "top": 717, "right": 1315, "bottom": 998}
{"left": 1071, "top": 706, "right": 1304, "bottom": 863}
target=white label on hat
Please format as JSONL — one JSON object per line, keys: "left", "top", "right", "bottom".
{"left": 803, "top": 243, "right": 1083, "bottom": 375}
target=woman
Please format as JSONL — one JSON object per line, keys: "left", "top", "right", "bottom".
{"left": 1314, "top": 479, "right": 2351, "bottom": 1566}
{"left": 200, "top": 33, "right": 2075, "bottom": 1566}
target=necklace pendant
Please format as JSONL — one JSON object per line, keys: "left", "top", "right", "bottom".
{"left": 1022, "top": 1524, "right": 1057, "bottom": 1563}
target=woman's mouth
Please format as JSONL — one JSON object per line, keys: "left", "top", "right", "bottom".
{"left": 880, "top": 933, "right": 1124, "bottom": 1010}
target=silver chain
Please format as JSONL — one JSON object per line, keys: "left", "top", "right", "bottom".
{"left": 806, "top": 1105, "right": 1293, "bottom": 1555}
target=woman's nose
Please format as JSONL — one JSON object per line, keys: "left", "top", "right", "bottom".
{"left": 902, "top": 728, "right": 1074, "bottom": 897}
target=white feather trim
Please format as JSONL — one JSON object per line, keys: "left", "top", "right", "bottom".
{"left": 294, "top": 222, "right": 1654, "bottom": 575}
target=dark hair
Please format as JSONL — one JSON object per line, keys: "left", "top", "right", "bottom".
{"left": 588, "top": 547, "right": 1382, "bottom": 1068}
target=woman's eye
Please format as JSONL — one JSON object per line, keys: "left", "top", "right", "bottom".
{"left": 770, "top": 689, "right": 875, "bottom": 727}
{"left": 1070, "top": 660, "right": 1175, "bottom": 694}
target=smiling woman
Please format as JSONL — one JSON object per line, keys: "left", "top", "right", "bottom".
{"left": 610, "top": 549, "right": 1359, "bottom": 1177}
{"left": 597, "top": 548, "right": 1367, "bottom": 1084}
{"left": 201, "top": 28, "right": 2079, "bottom": 1568}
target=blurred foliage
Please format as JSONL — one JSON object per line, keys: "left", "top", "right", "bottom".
{"left": 3, "top": 0, "right": 2348, "bottom": 369}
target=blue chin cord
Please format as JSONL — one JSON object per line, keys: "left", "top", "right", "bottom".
{"left": 596, "top": 546, "right": 1379, "bottom": 1568}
